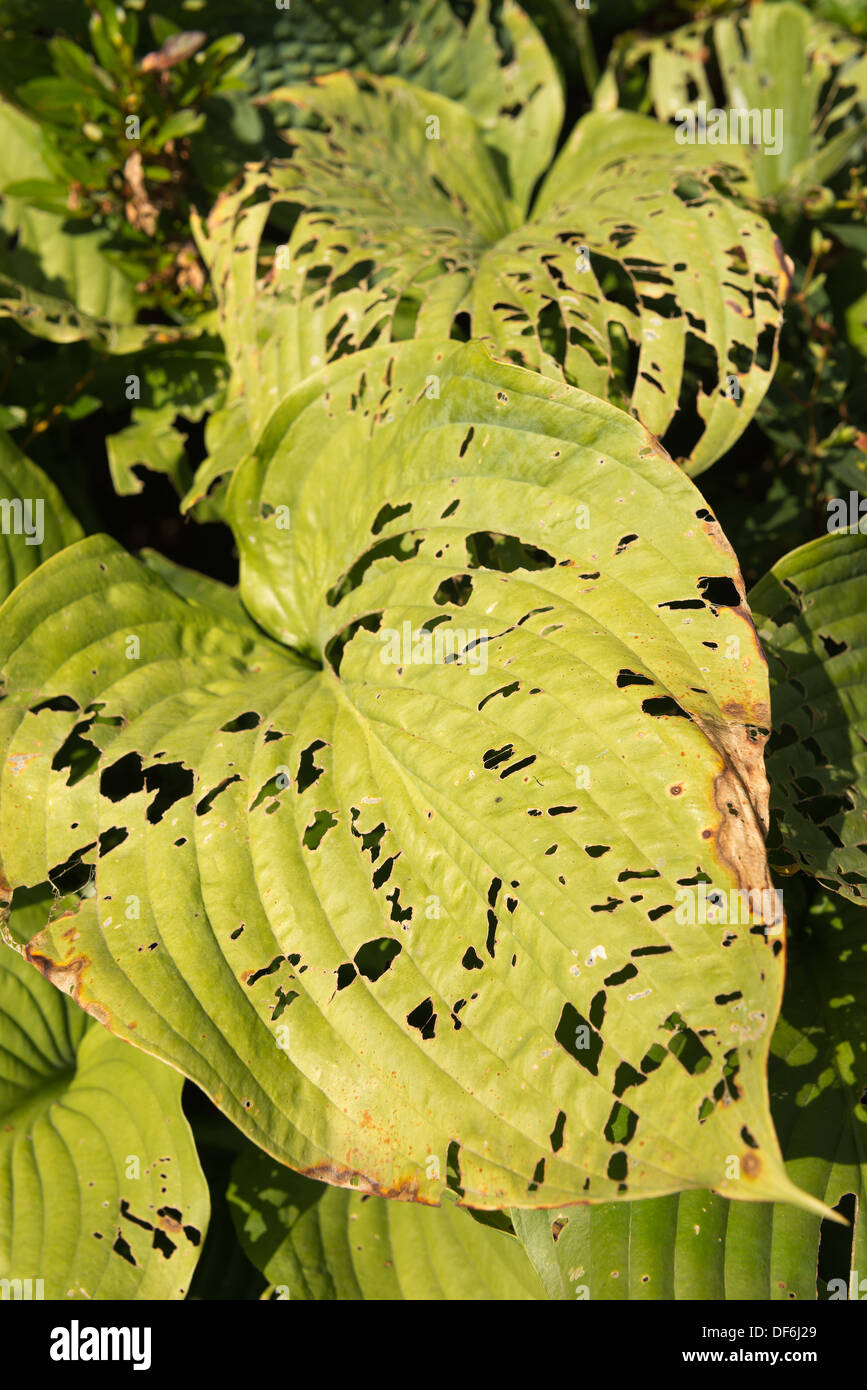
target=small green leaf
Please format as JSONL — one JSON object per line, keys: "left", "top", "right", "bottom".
{"left": 750, "top": 530, "right": 867, "bottom": 905}
{"left": 228, "top": 1147, "right": 545, "bottom": 1299}
{"left": 0, "top": 940, "right": 209, "bottom": 1298}
{"left": 153, "top": 108, "right": 206, "bottom": 148}
{"left": 106, "top": 405, "right": 189, "bottom": 497}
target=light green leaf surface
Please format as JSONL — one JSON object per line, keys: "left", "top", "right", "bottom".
{"left": 0, "top": 939, "right": 208, "bottom": 1299}
{"left": 193, "top": 82, "right": 786, "bottom": 488}
{"left": 0, "top": 428, "right": 83, "bottom": 601}
{"left": 0, "top": 341, "right": 827, "bottom": 1215}
{"left": 227, "top": 1146, "right": 545, "bottom": 1299}
{"left": 179, "top": 0, "right": 563, "bottom": 212}
{"left": 509, "top": 1205, "right": 569, "bottom": 1299}
{"left": 601, "top": 1, "right": 867, "bottom": 207}
{"left": 510, "top": 889, "right": 867, "bottom": 1299}
{"left": 750, "top": 530, "right": 867, "bottom": 905}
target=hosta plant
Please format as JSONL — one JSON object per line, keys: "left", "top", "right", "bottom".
{"left": 597, "top": 0, "right": 867, "bottom": 217}
{"left": 187, "top": 81, "right": 789, "bottom": 505}
{"left": 0, "top": 340, "right": 838, "bottom": 1218}
{"left": 1, "top": 0, "right": 866, "bottom": 1308}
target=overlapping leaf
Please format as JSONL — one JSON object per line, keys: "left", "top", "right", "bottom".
{"left": 159, "top": 0, "right": 563, "bottom": 211}
{"left": 750, "top": 530, "right": 867, "bottom": 905}
{"left": 0, "top": 341, "right": 828, "bottom": 1214}
{"left": 227, "top": 1146, "right": 544, "bottom": 1300}
{"left": 0, "top": 96, "right": 141, "bottom": 337}
{"left": 510, "top": 888, "right": 867, "bottom": 1299}
{"left": 191, "top": 79, "right": 787, "bottom": 494}
{"left": 598, "top": 1, "right": 867, "bottom": 208}
{"left": 0, "top": 935, "right": 208, "bottom": 1298}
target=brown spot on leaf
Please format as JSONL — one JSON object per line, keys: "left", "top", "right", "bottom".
{"left": 741, "top": 1150, "right": 761, "bottom": 1178}
{"left": 301, "top": 1162, "right": 430, "bottom": 1204}
{"left": 24, "top": 945, "right": 110, "bottom": 1026}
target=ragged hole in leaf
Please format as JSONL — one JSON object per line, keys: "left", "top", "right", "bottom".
{"left": 220, "top": 712, "right": 261, "bottom": 733}
{"left": 303, "top": 810, "right": 338, "bottom": 850}
{"left": 371, "top": 500, "right": 412, "bottom": 535}
{"left": 555, "top": 1002, "right": 603, "bottom": 1075}
{"left": 324, "top": 612, "right": 382, "bottom": 677}
{"left": 528, "top": 1157, "right": 546, "bottom": 1192}
{"left": 98, "top": 826, "right": 128, "bottom": 857}
{"left": 549, "top": 1110, "right": 566, "bottom": 1152}
{"left": 617, "top": 669, "right": 654, "bottom": 688}
{"left": 446, "top": 1140, "right": 464, "bottom": 1198}
{"left": 465, "top": 531, "right": 556, "bottom": 573}
{"left": 326, "top": 532, "right": 423, "bottom": 607}
{"left": 196, "top": 774, "right": 242, "bottom": 816}
{"left": 434, "top": 573, "right": 473, "bottom": 607}
{"left": 296, "top": 740, "right": 327, "bottom": 794}
{"left": 604, "top": 1101, "right": 639, "bottom": 1146}
{"left": 641, "top": 696, "right": 691, "bottom": 720}
{"left": 698, "top": 576, "right": 742, "bottom": 608}
{"left": 663, "top": 1013, "right": 713, "bottom": 1076}
{"left": 406, "top": 997, "right": 437, "bottom": 1040}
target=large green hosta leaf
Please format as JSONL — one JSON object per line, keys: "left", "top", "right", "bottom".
{"left": 750, "top": 530, "right": 867, "bottom": 906}
{"left": 510, "top": 887, "right": 867, "bottom": 1299}
{"left": 0, "top": 342, "right": 829, "bottom": 1215}
{"left": 598, "top": 1, "right": 867, "bottom": 209}
{"left": 157, "top": 0, "right": 563, "bottom": 212}
{"left": 227, "top": 1146, "right": 545, "bottom": 1300}
{"left": 190, "top": 84, "right": 787, "bottom": 495}
{"left": 0, "top": 428, "right": 82, "bottom": 600}
{"left": 0, "top": 938, "right": 208, "bottom": 1298}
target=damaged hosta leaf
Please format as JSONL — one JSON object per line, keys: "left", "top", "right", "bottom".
{"left": 0, "top": 274, "right": 189, "bottom": 355}
{"left": 262, "top": 0, "right": 563, "bottom": 215}
{"left": 0, "top": 938, "right": 208, "bottom": 1298}
{"left": 598, "top": 1, "right": 867, "bottom": 210}
{"left": 750, "top": 530, "right": 867, "bottom": 906}
{"left": 189, "top": 82, "right": 787, "bottom": 496}
{"left": 0, "top": 342, "right": 830, "bottom": 1214}
{"left": 227, "top": 1146, "right": 544, "bottom": 1299}
{"left": 159, "top": 0, "right": 562, "bottom": 210}
{"left": 0, "top": 429, "right": 83, "bottom": 601}
{"left": 511, "top": 888, "right": 866, "bottom": 1299}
